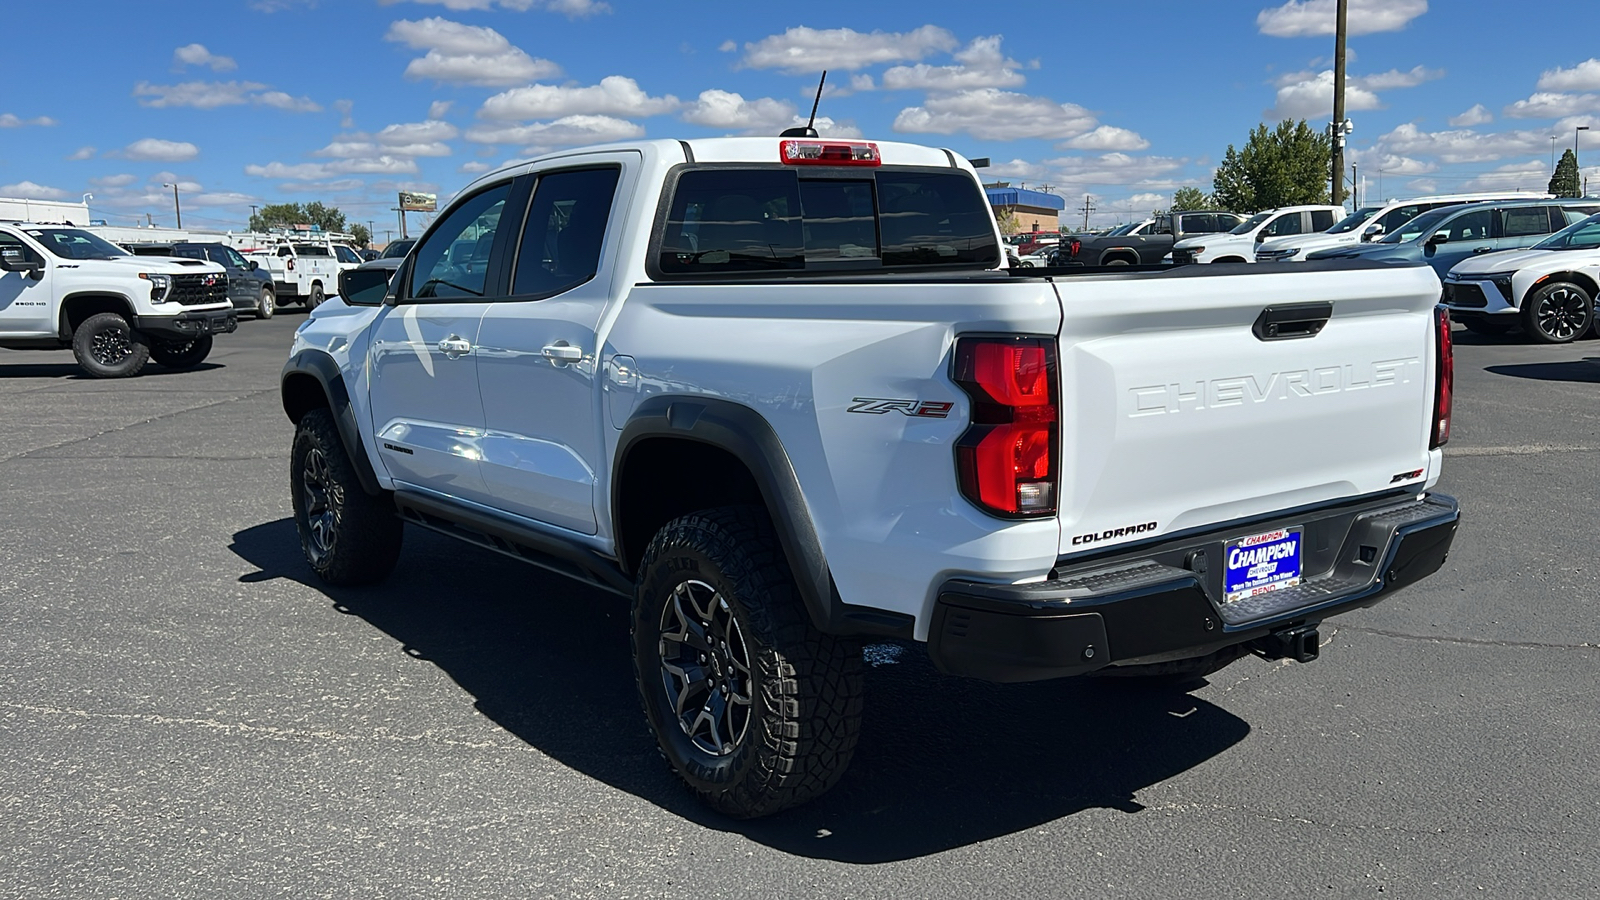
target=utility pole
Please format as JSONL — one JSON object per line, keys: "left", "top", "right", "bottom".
{"left": 1578, "top": 126, "right": 1590, "bottom": 192}
{"left": 1330, "top": 0, "right": 1348, "bottom": 206}
{"left": 1078, "top": 195, "right": 1096, "bottom": 231}
{"left": 162, "top": 183, "right": 183, "bottom": 229}
{"left": 1351, "top": 164, "right": 1358, "bottom": 207}
{"left": 1552, "top": 136, "right": 1559, "bottom": 174}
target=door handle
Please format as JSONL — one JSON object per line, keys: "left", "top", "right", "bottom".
{"left": 1472, "top": 246, "right": 1496, "bottom": 254}
{"left": 541, "top": 343, "right": 583, "bottom": 362}
{"left": 437, "top": 336, "right": 473, "bottom": 358}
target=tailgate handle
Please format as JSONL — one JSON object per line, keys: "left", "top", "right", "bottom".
{"left": 1253, "top": 302, "right": 1333, "bottom": 341}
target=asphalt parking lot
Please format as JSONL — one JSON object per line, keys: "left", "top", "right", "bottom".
{"left": 1, "top": 312, "right": 1597, "bottom": 899}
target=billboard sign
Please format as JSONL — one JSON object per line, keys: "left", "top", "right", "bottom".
{"left": 398, "top": 191, "right": 437, "bottom": 212}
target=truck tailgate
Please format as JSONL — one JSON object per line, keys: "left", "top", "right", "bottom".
{"left": 1053, "top": 263, "right": 1441, "bottom": 557}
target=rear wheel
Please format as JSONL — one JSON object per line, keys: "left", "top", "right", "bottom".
{"left": 1214, "top": 256, "right": 1248, "bottom": 264}
{"left": 306, "top": 283, "right": 325, "bottom": 310}
{"left": 150, "top": 334, "right": 213, "bottom": 369}
{"left": 1104, "top": 258, "right": 1131, "bottom": 266}
{"left": 256, "top": 287, "right": 275, "bottom": 320}
{"left": 632, "top": 506, "right": 863, "bottom": 818}
{"left": 1521, "top": 281, "right": 1592, "bottom": 344}
{"left": 71, "top": 312, "right": 150, "bottom": 378}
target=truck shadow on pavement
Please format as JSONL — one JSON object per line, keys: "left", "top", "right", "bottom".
{"left": 1485, "top": 358, "right": 1600, "bottom": 384}
{"left": 0, "top": 361, "right": 224, "bottom": 379}
{"left": 231, "top": 518, "right": 1250, "bottom": 864}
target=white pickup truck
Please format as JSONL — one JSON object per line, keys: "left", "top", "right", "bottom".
{"left": 242, "top": 239, "right": 344, "bottom": 310}
{"left": 280, "top": 136, "right": 1461, "bottom": 817}
{"left": 0, "top": 222, "right": 235, "bottom": 376}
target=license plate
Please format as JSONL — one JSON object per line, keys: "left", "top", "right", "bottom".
{"left": 1223, "top": 527, "right": 1303, "bottom": 603}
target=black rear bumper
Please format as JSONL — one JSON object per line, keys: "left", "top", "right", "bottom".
{"left": 134, "top": 309, "right": 238, "bottom": 341}
{"left": 928, "top": 492, "right": 1459, "bottom": 683}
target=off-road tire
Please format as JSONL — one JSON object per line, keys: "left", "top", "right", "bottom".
{"left": 1521, "top": 281, "right": 1593, "bottom": 344}
{"left": 1461, "top": 316, "right": 1514, "bottom": 337}
{"left": 71, "top": 312, "right": 150, "bottom": 378}
{"left": 290, "top": 408, "right": 402, "bottom": 585}
{"left": 633, "top": 506, "right": 863, "bottom": 819}
{"left": 1089, "top": 644, "right": 1248, "bottom": 684}
{"left": 306, "top": 283, "right": 325, "bottom": 311}
{"left": 257, "top": 287, "right": 276, "bottom": 320}
{"left": 150, "top": 334, "right": 213, "bottom": 370}
{"left": 1104, "top": 258, "right": 1131, "bottom": 266}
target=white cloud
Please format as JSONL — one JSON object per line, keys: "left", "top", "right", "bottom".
{"left": 314, "top": 119, "right": 459, "bottom": 160}
{"left": 133, "top": 80, "right": 320, "bottom": 112}
{"left": 378, "top": 0, "right": 609, "bottom": 16}
{"left": 1377, "top": 123, "right": 1549, "bottom": 164}
{"left": 91, "top": 174, "right": 139, "bottom": 188}
{"left": 1064, "top": 126, "right": 1150, "bottom": 152}
{"left": 1353, "top": 66, "right": 1445, "bottom": 91}
{"left": 739, "top": 25, "right": 957, "bottom": 74}
{"left": 459, "top": 160, "right": 493, "bottom": 174}
{"left": 1347, "top": 149, "right": 1437, "bottom": 176}
{"left": 1503, "top": 92, "right": 1600, "bottom": 120}
{"left": 804, "top": 116, "right": 863, "bottom": 139}
{"left": 120, "top": 139, "right": 201, "bottom": 162}
{"left": 681, "top": 90, "right": 796, "bottom": 132}
{"left": 385, "top": 18, "right": 562, "bottom": 87}
{"left": 1448, "top": 104, "right": 1493, "bottom": 127}
{"left": 0, "top": 181, "right": 69, "bottom": 200}
{"left": 478, "top": 76, "right": 678, "bottom": 120}
{"left": 464, "top": 114, "right": 644, "bottom": 153}
{"left": 894, "top": 89, "right": 1096, "bottom": 141}
{"left": 0, "top": 113, "right": 57, "bottom": 128}
{"left": 335, "top": 99, "right": 355, "bottom": 128}
{"left": 1456, "top": 159, "right": 1553, "bottom": 192}
{"left": 67, "top": 146, "right": 97, "bottom": 161}
{"left": 173, "top": 43, "right": 237, "bottom": 72}
{"left": 880, "top": 36, "right": 1026, "bottom": 91}
{"left": 1266, "top": 66, "right": 1441, "bottom": 119}
{"left": 245, "top": 157, "right": 421, "bottom": 180}
{"left": 1257, "top": 0, "right": 1427, "bottom": 37}
{"left": 1537, "top": 59, "right": 1600, "bottom": 93}
{"left": 428, "top": 100, "right": 453, "bottom": 120}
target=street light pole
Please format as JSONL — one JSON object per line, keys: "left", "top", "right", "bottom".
{"left": 1578, "top": 126, "right": 1591, "bottom": 196}
{"left": 162, "top": 183, "right": 182, "bottom": 229}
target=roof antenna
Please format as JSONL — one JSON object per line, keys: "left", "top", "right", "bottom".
{"left": 780, "top": 70, "right": 827, "bottom": 138}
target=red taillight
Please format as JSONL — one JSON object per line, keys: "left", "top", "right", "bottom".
{"left": 954, "top": 337, "right": 1060, "bottom": 516}
{"left": 1069, "top": 239, "right": 1082, "bottom": 258}
{"left": 287, "top": 258, "right": 296, "bottom": 272}
{"left": 779, "top": 140, "right": 881, "bottom": 166}
{"left": 1431, "top": 306, "right": 1452, "bottom": 448}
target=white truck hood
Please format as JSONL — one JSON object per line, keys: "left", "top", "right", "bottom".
{"left": 100, "top": 255, "right": 226, "bottom": 275}
{"left": 1175, "top": 233, "right": 1251, "bottom": 252}
{"left": 1258, "top": 231, "right": 1358, "bottom": 255}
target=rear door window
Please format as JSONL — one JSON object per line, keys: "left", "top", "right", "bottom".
{"left": 511, "top": 167, "right": 622, "bottom": 297}
{"left": 1441, "top": 209, "right": 1493, "bottom": 241}
{"left": 1263, "top": 212, "right": 1307, "bottom": 237}
{"left": 1500, "top": 207, "right": 1552, "bottom": 238}
{"left": 1310, "top": 209, "right": 1336, "bottom": 231}
{"left": 656, "top": 167, "right": 997, "bottom": 275}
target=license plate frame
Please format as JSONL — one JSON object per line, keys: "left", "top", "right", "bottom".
{"left": 1223, "top": 527, "right": 1304, "bottom": 604}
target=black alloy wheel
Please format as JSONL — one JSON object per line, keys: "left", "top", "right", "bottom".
{"left": 300, "top": 445, "right": 338, "bottom": 567}
{"left": 1522, "top": 282, "right": 1593, "bottom": 344}
{"left": 658, "top": 579, "right": 754, "bottom": 757}
{"left": 71, "top": 312, "right": 150, "bottom": 378}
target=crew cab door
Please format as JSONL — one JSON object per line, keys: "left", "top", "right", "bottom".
{"left": 474, "top": 157, "right": 632, "bottom": 534}
{"left": 366, "top": 180, "right": 514, "bottom": 505}
{"left": 0, "top": 229, "right": 54, "bottom": 335}
{"left": 1421, "top": 207, "right": 1496, "bottom": 276}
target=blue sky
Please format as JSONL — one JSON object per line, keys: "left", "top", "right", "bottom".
{"left": 1, "top": 0, "right": 1596, "bottom": 236}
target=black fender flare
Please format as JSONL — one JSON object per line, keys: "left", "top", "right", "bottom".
{"left": 281, "top": 349, "right": 383, "bottom": 497}
{"left": 57, "top": 291, "right": 135, "bottom": 340}
{"left": 614, "top": 396, "right": 913, "bottom": 639}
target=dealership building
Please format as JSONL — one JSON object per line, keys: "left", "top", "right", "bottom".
{"left": 983, "top": 185, "right": 1065, "bottom": 233}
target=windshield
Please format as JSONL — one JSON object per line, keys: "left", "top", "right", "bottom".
{"left": 213, "top": 246, "right": 249, "bottom": 268}
{"left": 1229, "top": 212, "right": 1271, "bottom": 235}
{"left": 380, "top": 239, "right": 415, "bottom": 259}
{"left": 1328, "top": 206, "right": 1383, "bottom": 234}
{"left": 1378, "top": 208, "right": 1451, "bottom": 243}
{"left": 1106, "top": 222, "right": 1137, "bottom": 237}
{"left": 25, "top": 228, "right": 129, "bottom": 260}
{"left": 1534, "top": 213, "right": 1600, "bottom": 250}
{"left": 334, "top": 245, "right": 362, "bottom": 264}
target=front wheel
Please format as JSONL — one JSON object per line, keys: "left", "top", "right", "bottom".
{"left": 1521, "top": 282, "right": 1592, "bottom": 344}
{"left": 290, "top": 408, "right": 402, "bottom": 585}
{"left": 632, "top": 507, "right": 863, "bottom": 819}
{"left": 150, "top": 334, "right": 213, "bottom": 369}
{"left": 71, "top": 312, "right": 150, "bottom": 378}
{"left": 257, "top": 288, "right": 275, "bottom": 320}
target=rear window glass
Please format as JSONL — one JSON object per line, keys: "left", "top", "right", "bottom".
{"left": 293, "top": 244, "right": 332, "bottom": 257}
{"left": 657, "top": 167, "right": 998, "bottom": 275}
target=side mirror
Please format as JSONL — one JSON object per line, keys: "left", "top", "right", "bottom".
{"left": 338, "top": 267, "right": 392, "bottom": 307}
{"left": 248, "top": 260, "right": 259, "bottom": 271}
{"left": 1255, "top": 230, "right": 1269, "bottom": 242}
{"left": 1362, "top": 224, "right": 1384, "bottom": 241}
{"left": 1426, "top": 232, "right": 1449, "bottom": 245}
{"left": 0, "top": 248, "right": 42, "bottom": 274}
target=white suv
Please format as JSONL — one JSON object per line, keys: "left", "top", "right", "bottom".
{"left": 1256, "top": 192, "right": 1555, "bottom": 263}
{"left": 1444, "top": 212, "right": 1600, "bottom": 343}
{"left": 1172, "top": 205, "right": 1344, "bottom": 263}
{"left": 0, "top": 223, "right": 235, "bottom": 377}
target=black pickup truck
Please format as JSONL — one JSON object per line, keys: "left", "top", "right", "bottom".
{"left": 1060, "top": 210, "right": 1244, "bottom": 266}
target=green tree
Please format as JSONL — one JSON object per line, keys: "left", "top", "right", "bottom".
{"left": 1550, "top": 148, "right": 1581, "bottom": 198}
{"left": 994, "top": 207, "right": 1021, "bottom": 235}
{"left": 246, "top": 201, "right": 352, "bottom": 234}
{"left": 1212, "top": 119, "right": 1332, "bottom": 212}
{"left": 348, "top": 223, "right": 372, "bottom": 248}
{"left": 1171, "top": 186, "right": 1214, "bottom": 211}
